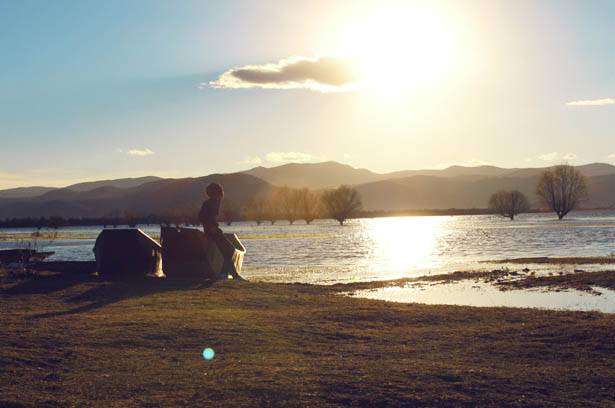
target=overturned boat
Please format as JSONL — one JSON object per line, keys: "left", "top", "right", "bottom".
{"left": 160, "top": 227, "right": 245, "bottom": 280}
{"left": 93, "top": 228, "right": 163, "bottom": 278}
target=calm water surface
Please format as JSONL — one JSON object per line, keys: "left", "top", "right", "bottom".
{"left": 2, "top": 210, "right": 615, "bottom": 284}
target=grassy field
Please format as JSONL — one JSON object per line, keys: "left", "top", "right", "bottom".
{"left": 1, "top": 268, "right": 614, "bottom": 407}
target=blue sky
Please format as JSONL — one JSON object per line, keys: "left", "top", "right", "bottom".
{"left": 0, "top": 0, "right": 613, "bottom": 188}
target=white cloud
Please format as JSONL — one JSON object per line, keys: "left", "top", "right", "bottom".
{"left": 242, "top": 156, "right": 263, "bottom": 165}
{"left": 126, "top": 148, "right": 155, "bottom": 157}
{"left": 538, "top": 152, "right": 559, "bottom": 162}
{"left": 436, "top": 159, "right": 492, "bottom": 168}
{"left": 265, "top": 151, "right": 315, "bottom": 164}
{"left": 608, "top": 154, "right": 615, "bottom": 159}
{"left": 538, "top": 152, "right": 577, "bottom": 162}
{"left": 207, "top": 56, "right": 358, "bottom": 92}
{"left": 463, "top": 158, "right": 491, "bottom": 166}
{"left": 567, "top": 98, "right": 615, "bottom": 106}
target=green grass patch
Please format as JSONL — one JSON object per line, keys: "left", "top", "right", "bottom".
{"left": 1, "top": 269, "right": 614, "bottom": 407}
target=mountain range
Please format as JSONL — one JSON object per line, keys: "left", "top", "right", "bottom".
{"left": 0, "top": 177, "right": 162, "bottom": 199}
{"left": 0, "top": 162, "right": 614, "bottom": 218}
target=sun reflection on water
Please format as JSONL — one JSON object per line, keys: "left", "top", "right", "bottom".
{"left": 363, "top": 216, "right": 447, "bottom": 278}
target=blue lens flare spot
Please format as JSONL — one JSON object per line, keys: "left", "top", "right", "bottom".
{"left": 202, "top": 347, "right": 215, "bottom": 360}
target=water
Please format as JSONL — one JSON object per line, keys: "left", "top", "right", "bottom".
{"left": 1, "top": 210, "right": 615, "bottom": 284}
{"left": 349, "top": 282, "right": 615, "bottom": 313}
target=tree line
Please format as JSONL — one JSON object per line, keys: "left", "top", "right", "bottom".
{"left": 237, "top": 185, "right": 362, "bottom": 226}
{"left": 0, "top": 185, "right": 364, "bottom": 228}
{"left": 489, "top": 164, "right": 588, "bottom": 220}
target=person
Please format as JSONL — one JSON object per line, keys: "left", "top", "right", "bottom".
{"left": 199, "top": 183, "right": 245, "bottom": 280}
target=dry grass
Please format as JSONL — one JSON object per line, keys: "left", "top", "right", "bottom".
{"left": 488, "top": 256, "right": 615, "bottom": 265}
{"left": 496, "top": 270, "right": 615, "bottom": 293}
{"left": 1, "top": 268, "right": 614, "bottom": 407}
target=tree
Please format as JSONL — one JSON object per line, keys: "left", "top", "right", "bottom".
{"left": 321, "top": 185, "right": 362, "bottom": 226}
{"left": 297, "top": 188, "right": 321, "bottom": 224}
{"left": 488, "top": 190, "right": 530, "bottom": 220}
{"left": 243, "top": 194, "right": 269, "bottom": 225}
{"left": 277, "top": 186, "right": 301, "bottom": 225}
{"left": 265, "top": 189, "right": 283, "bottom": 225}
{"left": 536, "top": 164, "right": 587, "bottom": 220}
{"left": 219, "top": 199, "right": 241, "bottom": 226}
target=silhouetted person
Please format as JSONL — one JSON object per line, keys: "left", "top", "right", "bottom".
{"left": 199, "top": 183, "right": 244, "bottom": 280}
{"left": 199, "top": 183, "right": 223, "bottom": 235}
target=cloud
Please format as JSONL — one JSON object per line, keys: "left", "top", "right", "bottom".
{"left": 538, "top": 152, "right": 577, "bottom": 162}
{"left": 126, "top": 148, "right": 155, "bottom": 157}
{"left": 463, "top": 158, "right": 491, "bottom": 166}
{"left": 608, "top": 154, "right": 615, "bottom": 159}
{"left": 208, "top": 56, "right": 358, "bottom": 92}
{"left": 242, "top": 156, "right": 263, "bottom": 165}
{"left": 538, "top": 152, "right": 559, "bottom": 162}
{"left": 436, "top": 159, "right": 492, "bottom": 168}
{"left": 567, "top": 98, "right": 615, "bottom": 106}
{"left": 265, "top": 151, "right": 315, "bottom": 164}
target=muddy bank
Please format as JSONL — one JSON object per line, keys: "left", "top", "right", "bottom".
{"left": 496, "top": 270, "right": 615, "bottom": 293}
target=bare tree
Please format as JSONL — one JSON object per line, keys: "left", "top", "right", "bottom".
{"left": 297, "top": 188, "right": 321, "bottom": 224}
{"left": 321, "top": 185, "right": 362, "bottom": 226}
{"left": 219, "top": 199, "right": 241, "bottom": 226}
{"left": 277, "top": 186, "right": 301, "bottom": 225}
{"left": 536, "top": 165, "right": 587, "bottom": 220}
{"left": 488, "top": 190, "right": 530, "bottom": 220}
{"left": 243, "top": 194, "right": 269, "bottom": 225}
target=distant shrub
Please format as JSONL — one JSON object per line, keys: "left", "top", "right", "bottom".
{"left": 488, "top": 190, "right": 530, "bottom": 220}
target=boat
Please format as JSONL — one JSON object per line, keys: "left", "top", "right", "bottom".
{"left": 160, "top": 226, "right": 246, "bottom": 280}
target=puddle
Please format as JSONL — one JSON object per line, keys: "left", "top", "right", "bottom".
{"left": 349, "top": 280, "right": 615, "bottom": 313}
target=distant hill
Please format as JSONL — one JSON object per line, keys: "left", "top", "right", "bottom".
{"left": 243, "top": 161, "right": 615, "bottom": 189}
{"left": 355, "top": 173, "right": 615, "bottom": 211}
{"left": 0, "top": 174, "right": 271, "bottom": 219}
{"left": 1, "top": 162, "right": 614, "bottom": 218}
{"left": 0, "top": 187, "right": 56, "bottom": 199}
{"left": 0, "top": 176, "right": 162, "bottom": 199}
{"left": 243, "top": 161, "right": 383, "bottom": 189}
{"left": 65, "top": 176, "right": 162, "bottom": 192}
{"left": 386, "top": 165, "right": 517, "bottom": 179}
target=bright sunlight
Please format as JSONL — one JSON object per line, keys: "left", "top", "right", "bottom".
{"left": 334, "top": 2, "right": 467, "bottom": 97}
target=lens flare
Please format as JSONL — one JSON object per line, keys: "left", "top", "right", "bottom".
{"left": 202, "top": 347, "right": 215, "bottom": 360}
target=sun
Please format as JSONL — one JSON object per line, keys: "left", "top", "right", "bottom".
{"left": 334, "top": 2, "right": 462, "bottom": 97}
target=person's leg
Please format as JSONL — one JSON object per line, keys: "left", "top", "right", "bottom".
{"left": 213, "top": 232, "right": 245, "bottom": 281}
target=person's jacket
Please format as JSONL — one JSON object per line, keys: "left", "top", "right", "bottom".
{"left": 199, "top": 197, "right": 221, "bottom": 234}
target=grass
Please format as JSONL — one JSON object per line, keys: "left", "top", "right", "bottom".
{"left": 1, "top": 267, "right": 614, "bottom": 407}
{"left": 496, "top": 270, "right": 615, "bottom": 293}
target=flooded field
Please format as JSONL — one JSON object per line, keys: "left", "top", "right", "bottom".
{"left": 349, "top": 278, "right": 615, "bottom": 313}
{"left": 2, "top": 210, "right": 615, "bottom": 312}
{"left": 2, "top": 210, "right": 615, "bottom": 283}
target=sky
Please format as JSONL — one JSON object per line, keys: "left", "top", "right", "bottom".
{"left": 0, "top": 0, "right": 614, "bottom": 188}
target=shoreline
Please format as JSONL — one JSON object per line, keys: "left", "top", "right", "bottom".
{"left": 2, "top": 207, "right": 615, "bottom": 229}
